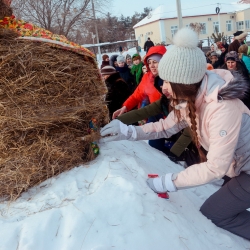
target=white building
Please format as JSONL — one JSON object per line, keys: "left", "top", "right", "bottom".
{"left": 133, "top": 3, "right": 250, "bottom": 47}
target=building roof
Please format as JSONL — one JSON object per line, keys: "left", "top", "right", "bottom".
{"left": 82, "top": 39, "right": 138, "bottom": 48}
{"left": 133, "top": 3, "right": 250, "bottom": 28}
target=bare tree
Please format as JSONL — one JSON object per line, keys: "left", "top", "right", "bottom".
{"left": 11, "top": 0, "right": 112, "bottom": 42}
{"left": 189, "top": 22, "right": 206, "bottom": 36}
{"left": 210, "top": 30, "right": 226, "bottom": 43}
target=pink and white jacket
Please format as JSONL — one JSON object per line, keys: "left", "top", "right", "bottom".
{"left": 133, "top": 69, "right": 250, "bottom": 189}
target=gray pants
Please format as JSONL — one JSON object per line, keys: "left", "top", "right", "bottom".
{"left": 200, "top": 172, "right": 250, "bottom": 240}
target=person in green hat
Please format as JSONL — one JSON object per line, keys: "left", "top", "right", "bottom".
{"left": 130, "top": 54, "right": 144, "bottom": 92}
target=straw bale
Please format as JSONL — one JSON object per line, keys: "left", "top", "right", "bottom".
{"left": 0, "top": 28, "right": 108, "bottom": 200}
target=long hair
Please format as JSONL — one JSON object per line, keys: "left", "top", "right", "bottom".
{"left": 170, "top": 81, "right": 207, "bottom": 163}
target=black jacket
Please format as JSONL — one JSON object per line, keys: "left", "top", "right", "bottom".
{"left": 144, "top": 40, "right": 154, "bottom": 52}
{"left": 115, "top": 65, "right": 135, "bottom": 92}
{"left": 105, "top": 73, "right": 131, "bottom": 120}
{"left": 109, "top": 55, "right": 118, "bottom": 67}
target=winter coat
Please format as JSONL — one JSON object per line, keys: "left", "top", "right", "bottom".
{"left": 122, "top": 46, "right": 166, "bottom": 111}
{"left": 118, "top": 75, "right": 193, "bottom": 158}
{"left": 211, "top": 50, "right": 228, "bottom": 69}
{"left": 115, "top": 64, "right": 135, "bottom": 92}
{"left": 105, "top": 72, "right": 131, "bottom": 120}
{"left": 144, "top": 40, "right": 154, "bottom": 52}
{"left": 100, "top": 60, "right": 110, "bottom": 69}
{"left": 220, "top": 61, "right": 250, "bottom": 108}
{"left": 109, "top": 55, "right": 118, "bottom": 67}
{"left": 241, "top": 54, "right": 250, "bottom": 73}
{"left": 123, "top": 72, "right": 160, "bottom": 111}
{"left": 134, "top": 69, "right": 250, "bottom": 189}
{"left": 228, "top": 39, "right": 241, "bottom": 53}
{"left": 229, "top": 70, "right": 250, "bottom": 109}
{"left": 211, "top": 59, "right": 220, "bottom": 69}
{"left": 219, "top": 50, "right": 227, "bottom": 65}
{"left": 118, "top": 95, "right": 193, "bottom": 157}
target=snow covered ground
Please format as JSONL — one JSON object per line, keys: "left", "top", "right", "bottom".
{"left": 0, "top": 140, "right": 249, "bottom": 250}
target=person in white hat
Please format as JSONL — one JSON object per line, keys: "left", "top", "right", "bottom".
{"left": 100, "top": 27, "right": 250, "bottom": 239}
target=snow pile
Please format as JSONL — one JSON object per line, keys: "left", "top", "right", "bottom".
{"left": 0, "top": 140, "right": 249, "bottom": 250}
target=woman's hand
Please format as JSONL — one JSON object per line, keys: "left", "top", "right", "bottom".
{"left": 100, "top": 120, "right": 137, "bottom": 143}
{"left": 146, "top": 173, "right": 177, "bottom": 193}
{"left": 112, "top": 106, "right": 127, "bottom": 119}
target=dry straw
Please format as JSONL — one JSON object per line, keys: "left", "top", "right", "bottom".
{"left": 0, "top": 28, "right": 108, "bottom": 200}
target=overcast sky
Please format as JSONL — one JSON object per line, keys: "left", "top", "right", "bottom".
{"left": 111, "top": 0, "right": 245, "bottom": 17}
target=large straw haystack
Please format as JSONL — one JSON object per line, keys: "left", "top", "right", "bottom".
{"left": 0, "top": 28, "right": 108, "bottom": 200}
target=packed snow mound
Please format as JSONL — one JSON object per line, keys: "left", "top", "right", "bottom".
{"left": 0, "top": 140, "right": 249, "bottom": 250}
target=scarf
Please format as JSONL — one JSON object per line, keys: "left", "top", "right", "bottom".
{"left": 131, "top": 62, "right": 143, "bottom": 85}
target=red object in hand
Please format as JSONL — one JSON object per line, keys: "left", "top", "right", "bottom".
{"left": 148, "top": 174, "right": 170, "bottom": 199}
{"left": 158, "top": 193, "right": 169, "bottom": 199}
{"left": 148, "top": 174, "right": 159, "bottom": 178}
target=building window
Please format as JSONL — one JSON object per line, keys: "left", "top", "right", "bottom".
{"left": 171, "top": 26, "right": 178, "bottom": 37}
{"left": 245, "top": 20, "right": 250, "bottom": 30}
{"left": 213, "top": 21, "right": 219, "bottom": 32}
{"left": 226, "top": 20, "right": 232, "bottom": 32}
{"left": 200, "top": 23, "right": 207, "bottom": 34}
{"left": 236, "top": 21, "right": 244, "bottom": 30}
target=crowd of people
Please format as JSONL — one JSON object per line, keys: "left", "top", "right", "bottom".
{"left": 100, "top": 49, "right": 146, "bottom": 119}
{"left": 99, "top": 27, "right": 250, "bottom": 240}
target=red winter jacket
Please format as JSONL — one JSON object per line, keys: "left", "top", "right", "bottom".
{"left": 122, "top": 46, "right": 167, "bottom": 111}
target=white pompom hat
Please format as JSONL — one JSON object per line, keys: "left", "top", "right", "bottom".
{"left": 158, "top": 28, "right": 207, "bottom": 84}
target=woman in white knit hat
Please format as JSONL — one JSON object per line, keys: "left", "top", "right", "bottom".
{"left": 100, "top": 27, "right": 250, "bottom": 239}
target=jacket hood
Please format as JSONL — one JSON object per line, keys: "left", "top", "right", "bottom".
{"left": 144, "top": 45, "right": 167, "bottom": 71}
{"left": 196, "top": 69, "right": 250, "bottom": 108}
{"left": 109, "top": 55, "right": 119, "bottom": 67}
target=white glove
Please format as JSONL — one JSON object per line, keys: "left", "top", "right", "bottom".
{"left": 100, "top": 119, "right": 137, "bottom": 143}
{"left": 146, "top": 173, "right": 177, "bottom": 193}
